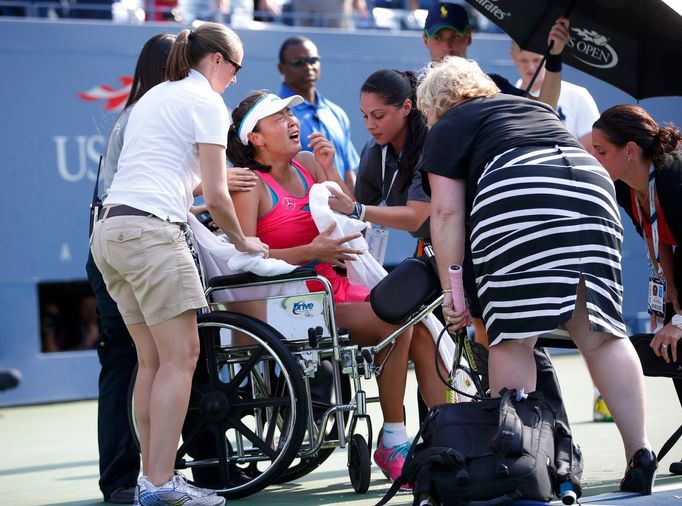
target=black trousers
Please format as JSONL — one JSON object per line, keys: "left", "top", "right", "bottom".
{"left": 86, "top": 253, "right": 140, "bottom": 499}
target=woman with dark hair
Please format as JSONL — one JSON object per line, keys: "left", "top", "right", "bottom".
{"left": 328, "top": 68, "right": 446, "bottom": 454}
{"left": 90, "top": 22, "right": 267, "bottom": 506}
{"left": 352, "top": 69, "right": 429, "bottom": 247}
{"left": 419, "top": 56, "right": 655, "bottom": 496}
{"left": 86, "top": 32, "right": 175, "bottom": 504}
{"left": 592, "top": 106, "right": 682, "bottom": 472}
{"left": 227, "top": 90, "right": 441, "bottom": 485}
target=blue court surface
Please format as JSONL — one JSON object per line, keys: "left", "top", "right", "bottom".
{"left": 1, "top": 352, "right": 681, "bottom": 505}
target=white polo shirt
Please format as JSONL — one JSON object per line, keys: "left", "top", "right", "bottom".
{"left": 106, "top": 69, "right": 229, "bottom": 223}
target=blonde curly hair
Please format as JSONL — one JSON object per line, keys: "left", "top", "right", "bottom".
{"left": 417, "top": 56, "right": 500, "bottom": 126}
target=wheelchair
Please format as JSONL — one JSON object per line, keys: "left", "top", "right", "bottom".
{"left": 126, "top": 241, "right": 481, "bottom": 499}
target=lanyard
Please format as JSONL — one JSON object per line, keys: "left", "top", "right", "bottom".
{"left": 633, "top": 164, "right": 662, "bottom": 274}
{"left": 380, "top": 145, "right": 399, "bottom": 204}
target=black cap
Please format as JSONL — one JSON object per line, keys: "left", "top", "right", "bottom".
{"left": 424, "top": 3, "right": 471, "bottom": 37}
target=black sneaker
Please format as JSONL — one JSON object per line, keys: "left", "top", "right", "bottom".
{"left": 620, "top": 447, "right": 657, "bottom": 495}
{"left": 105, "top": 485, "right": 136, "bottom": 504}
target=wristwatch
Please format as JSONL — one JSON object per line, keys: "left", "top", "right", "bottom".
{"left": 672, "top": 314, "right": 682, "bottom": 331}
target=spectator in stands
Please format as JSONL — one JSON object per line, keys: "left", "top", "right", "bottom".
{"left": 277, "top": 36, "right": 360, "bottom": 189}
{"left": 86, "top": 33, "right": 175, "bottom": 505}
{"left": 70, "top": 0, "right": 113, "bottom": 19}
{"left": 290, "top": 0, "right": 367, "bottom": 28}
{"left": 91, "top": 22, "right": 266, "bottom": 506}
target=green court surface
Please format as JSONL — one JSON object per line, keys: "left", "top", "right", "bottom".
{"left": 1, "top": 353, "right": 681, "bottom": 505}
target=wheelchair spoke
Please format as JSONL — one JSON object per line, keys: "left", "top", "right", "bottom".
{"left": 224, "top": 349, "right": 265, "bottom": 395}
{"left": 228, "top": 417, "right": 279, "bottom": 460}
{"left": 176, "top": 417, "right": 206, "bottom": 458}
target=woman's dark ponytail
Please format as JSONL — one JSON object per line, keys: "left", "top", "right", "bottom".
{"left": 400, "top": 70, "right": 428, "bottom": 192}
{"left": 654, "top": 125, "right": 682, "bottom": 167}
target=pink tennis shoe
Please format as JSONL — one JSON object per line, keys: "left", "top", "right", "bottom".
{"left": 373, "top": 437, "right": 411, "bottom": 488}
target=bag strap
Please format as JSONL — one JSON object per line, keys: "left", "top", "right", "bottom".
{"left": 657, "top": 423, "right": 682, "bottom": 462}
{"left": 92, "top": 155, "right": 103, "bottom": 207}
{"left": 492, "top": 390, "right": 523, "bottom": 469}
{"left": 375, "top": 408, "right": 437, "bottom": 506}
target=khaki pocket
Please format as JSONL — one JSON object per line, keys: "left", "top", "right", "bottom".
{"left": 103, "top": 228, "right": 143, "bottom": 243}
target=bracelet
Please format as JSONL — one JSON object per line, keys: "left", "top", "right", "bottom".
{"left": 442, "top": 289, "right": 452, "bottom": 293}
{"left": 349, "top": 202, "right": 365, "bottom": 221}
{"left": 545, "top": 52, "right": 562, "bottom": 72}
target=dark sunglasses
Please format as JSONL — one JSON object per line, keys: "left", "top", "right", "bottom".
{"left": 223, "top": 55, "right": 242, "bottom": 75}
{"left": 287, "top": 56, "right": 320, "bottom": 68}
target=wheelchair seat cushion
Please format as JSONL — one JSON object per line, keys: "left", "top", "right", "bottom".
{"left": 370, "top": 256, "right": 441, "bottom": 325}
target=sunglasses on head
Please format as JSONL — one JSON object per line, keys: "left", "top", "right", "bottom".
{"left": 287, "top": 56, "right": 320, "bottom": 68}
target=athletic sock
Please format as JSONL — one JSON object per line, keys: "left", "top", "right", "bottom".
{"left": 382, "top": 422, "right": 408, "bottom": 448}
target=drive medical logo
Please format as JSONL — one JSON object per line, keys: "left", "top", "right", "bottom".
{"left": 77, "top": 76, "right": 133, "bottom": 111}
{"left": 567, "top": 27, "right": 618, "bottom": 69}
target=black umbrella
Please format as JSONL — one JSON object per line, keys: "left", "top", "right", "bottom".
{"left": 463, "top": 0, "right": 682, "bottom": 100}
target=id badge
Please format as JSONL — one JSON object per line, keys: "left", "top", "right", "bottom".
{"left": 366, "top": 224, "right": 389, "bottom": 265}
{"left": 648, "top": 275, "right": 666, "bottom": 318}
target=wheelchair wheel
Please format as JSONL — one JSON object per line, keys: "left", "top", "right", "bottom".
{"left": 128, "top": 311, "right": 308, "bottom": 499}
{"left": 274, "top": 372, "right": 352, "bottom": 484}
{"left": 348, "top": 433, "right": 371, "bottom": 493}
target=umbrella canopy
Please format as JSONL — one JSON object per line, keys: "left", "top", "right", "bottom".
{"left": 464, "top": 0, "right": 682, "bottom": 100}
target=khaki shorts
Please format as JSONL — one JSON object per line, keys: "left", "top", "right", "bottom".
{"left": 90, "top": 215, "right": 207, "bottom": 326}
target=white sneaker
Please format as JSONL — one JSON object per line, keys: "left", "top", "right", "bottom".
{"left": 138, "top": 475, "right": 225, "bottom": 506}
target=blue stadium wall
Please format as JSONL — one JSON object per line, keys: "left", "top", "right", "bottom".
{"left": 1, "top": 18, "right": 678, "bottom": 406}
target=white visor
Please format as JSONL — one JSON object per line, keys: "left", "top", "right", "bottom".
{"left": 238, "top": 93, "right": 304, "bottom": 145}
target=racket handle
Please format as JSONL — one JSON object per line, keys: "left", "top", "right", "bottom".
{"left": 448, "top": 264, "right": 466, "bottom": 313}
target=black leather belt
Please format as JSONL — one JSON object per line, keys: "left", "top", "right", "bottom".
{"left": 101, "top": 205, "right": 155, "bottom": 220}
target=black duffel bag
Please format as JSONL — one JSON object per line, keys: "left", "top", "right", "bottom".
{"left": 377, "top": 389, "right": 582, "bottom": 506}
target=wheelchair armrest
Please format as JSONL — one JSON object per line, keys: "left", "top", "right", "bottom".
{"left": 208, "top": 266, "right": 318, "bottom": 290}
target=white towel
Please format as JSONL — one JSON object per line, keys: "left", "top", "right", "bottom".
{"left": 308, "top": 181, "right": 386, "bottom": 289}
{"left": 188, "top": 213, "right": 306, "bottom": 302}
{"left": 307, "top": 182, "right": 455, "bottom": 367}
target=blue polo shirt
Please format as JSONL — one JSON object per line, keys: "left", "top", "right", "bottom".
{"left": 279, "top": 83, "right": 360, "bottom": 180}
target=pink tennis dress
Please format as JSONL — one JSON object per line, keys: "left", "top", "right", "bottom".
{"left": 256, "top": 161, "right": 369, "bottom": 303}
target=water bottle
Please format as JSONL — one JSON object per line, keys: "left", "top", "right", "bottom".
{"left": 559, "top": 481, "right": 577, "bottom": 505}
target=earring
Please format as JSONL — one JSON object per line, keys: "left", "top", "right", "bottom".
{"left": 627, "top": 156, "right": 632, "bottom": 164}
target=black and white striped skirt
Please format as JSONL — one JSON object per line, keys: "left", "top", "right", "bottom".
{"left": 470, "top": 145, "right": 627, "bottom": 346}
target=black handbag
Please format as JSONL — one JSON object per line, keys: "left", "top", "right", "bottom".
{"left": 630, "top": 333, "right": 682, "bottom": 378}
{"left": 370, "top": 255, "right": 441, "bottom": 325}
